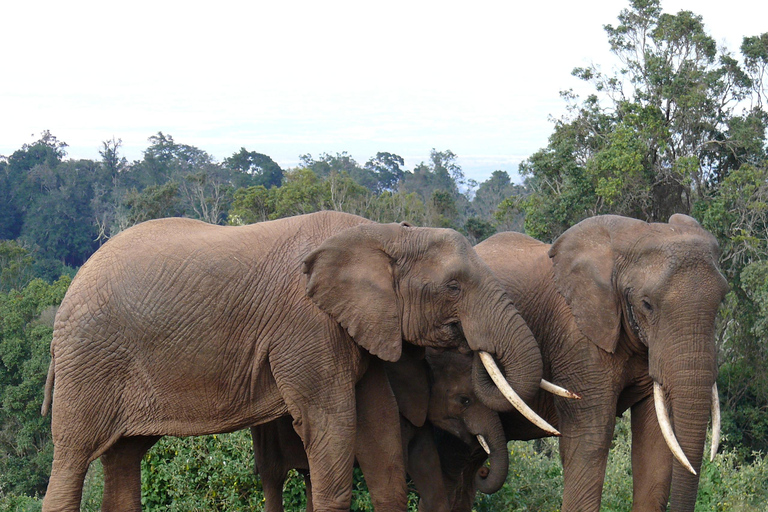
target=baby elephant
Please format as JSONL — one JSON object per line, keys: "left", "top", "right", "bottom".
{"left": 251, "top": 348, "right": 508, "bottom": 512}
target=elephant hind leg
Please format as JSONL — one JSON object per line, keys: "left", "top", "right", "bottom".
{"left": 101, "top": 436, "right": 161, "bottom": 512}
{"left": 42, "top": 446, "right": 91, "bottom": 512}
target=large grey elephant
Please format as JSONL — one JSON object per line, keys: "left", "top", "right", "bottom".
{"left": 251, "top": 348, "right": 510, "bottom": 512}
{"left": 441, "top": 214, "right": 727, "bottom": 512}
{"left": 41, "top": 210, "right": 553, "bottom": 511}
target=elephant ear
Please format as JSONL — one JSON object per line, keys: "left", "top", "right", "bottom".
{"left": 668, "top": 213, "right": 702, "bottom": 229}
{"left": 548, "top": 215, "right": 644, "bottom": 353}
{"left": 303, "top": 223, "right": 402, "bottom": 362}
{"left": 383, "top": 346, "right": 429, "bottom": 427}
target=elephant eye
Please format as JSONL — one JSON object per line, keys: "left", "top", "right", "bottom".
{"left": 458, "top": 396, "right": 471, "bottom": 406}
{"left": 641, "top": 299, "right": 653, "bottom": 313}
{"left": 446, "top": 280, "right": 461, "bottom": 293}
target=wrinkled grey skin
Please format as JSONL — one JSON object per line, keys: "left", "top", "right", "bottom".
{"left": 42, "top": 210, "right": 542, "bottom": 511}
{"left": 442, "top": 214, "right": 727, "bottom": 512}
{"left": 251, "top": 348, "right": 505, "bottom": 512}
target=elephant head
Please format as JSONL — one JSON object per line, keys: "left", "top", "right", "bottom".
{"left": 302, "top": 221, "right": 552, "bottom": 430}
{"left": 549, "top": 214, "right": 728, "bottom": 509}
{"left": 426, "top": 348, "right": 509, "bottom": 495}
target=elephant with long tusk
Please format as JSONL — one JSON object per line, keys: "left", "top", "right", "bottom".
{"left": 438, "top": 214, "right": 727, "bottom": 512}
{"left": 41, "top": 210, "right": 555, "bottom": 511}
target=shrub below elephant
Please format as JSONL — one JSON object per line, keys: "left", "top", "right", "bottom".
{"left": 42, "top": 210, "right": 553, "bottom": 511}
{"left": 442, "top": 214, "right": 727, "bottom": 512}
{"left": 251, "top": 348, "right": 509, "bottom": 512}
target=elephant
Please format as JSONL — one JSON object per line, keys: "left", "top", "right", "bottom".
{"left": 439, "top": 214, "right": 728, "bottom": 512}
{"left": 41, "top": 210, "right": 555, "bottom": 511}
{"left": 251, "top": 347, "right": 509, "bottom": 512}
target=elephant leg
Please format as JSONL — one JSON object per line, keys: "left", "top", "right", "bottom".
{"left": 43, "top": 445, "right": 92, "bottom": 512}
{"left": 558, "top": 406, "right": 617, "bottom": 512}
{"left": 407, "top": 426, "right": 450, "bottom": 512}
{"left": 300, "top": 469, "right": 314, "bottom": 512}
{"left": 100, "top": 435, "right": 160, "bottom": 512}
{"left": 252, "top": 416, "right": 309, "bottom": 512}
{"left": 275, "top": 356, "right": 358, "bottom": 512}
{"left": 354, "top": 358, "right": 408, "bottom": 512}
{"left": 289, "top": 404, "right": 356, "bottom": 512}
{"left": 630, "top": 396, "right": 672, "bottom": 511}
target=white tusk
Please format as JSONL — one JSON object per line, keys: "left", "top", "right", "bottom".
{"left": 654, "top": 382, "right": 697, "bottom": 475}
{"left": 710, "top": 382, "right": 721, "bottom": 462}
{"left": 540, "top": 379, "right": 582, "bottom": 400}
{"left": 477, "top": 435, "right": 491, "bottom": 455}
{"left": 478, "top": 351, "right": 560, "bottom": 436}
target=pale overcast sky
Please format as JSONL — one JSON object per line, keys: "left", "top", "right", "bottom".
{"left": 1, "top": 0, "right": 765, "bottom": 184}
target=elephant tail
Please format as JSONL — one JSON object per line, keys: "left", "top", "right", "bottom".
{"left": 41, "top": 358, "right": 54, "bottom": 416}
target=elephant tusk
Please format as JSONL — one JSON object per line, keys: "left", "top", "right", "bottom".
{"left": 478, "top": 351, "right": 561, "bottom": 436}
{"left": 540, "top": 379, "right": 582, "bottom": 400}
{"left": 710, "top": 382, "right": 721, "bottom": 462}
{"left": 653, "top": 382, "right": 697, "bottom": 476}
{"left": 477, "top": 435, "right": 491, "bottom": 455}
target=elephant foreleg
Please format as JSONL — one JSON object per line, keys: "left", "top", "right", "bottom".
{"left": 354, "top": 358, "right": 408, "bottom": 512}
{"left": 406, "top": 425, "right": 450, "bottom": 512}
{"left": 630, "top": 396, "right": 672, "bottom": 511}
{"left": 558, "top": 411, "right": 616, "bottom": 512}
{"left": 101, "top": 435, "right": 160, "bottom": 512}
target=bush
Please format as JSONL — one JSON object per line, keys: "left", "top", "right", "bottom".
{"left": 473, "top": 416, "right": 768, "bottom": 512}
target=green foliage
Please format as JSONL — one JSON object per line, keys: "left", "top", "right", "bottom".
{"left": 0, "top": 276, "right": 70, "bottom": 496}
{"left": 228, "top": 168, "right": 434, "bottom": 227}
{"left": 463, "top": 217, "right": 496, "bottom": 244}
{"left": 474, "top": 439, "right": 563, "bottom": 512}
{"left": 474, "top": 417, "right": 768, "bottom": 512}
{"left": 364, "top": 152, "right": 405, "bottom": 192}
{"left": 364, "top": 190, "right": 428, "bottom": 225}
{"left": 224, "top": 148, "right": 283, "bottom": 189}
{"left": 695, "top": 163, "right": 768, "bottom": 456}
{"left": 122, "top": 182, "right": 183, "bottom": 225}
{"left": 0, "top": 241, "right": 33, "bottom": 293}
{"left": 511, "top": 0, "right": 767, "bottom": 241}
{"left": 140, "top": 432, "right": 262, "bottom": 510}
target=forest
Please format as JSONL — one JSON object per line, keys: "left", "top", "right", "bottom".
{"left": 1, "top": 0, "right": 768, "bottom": 509}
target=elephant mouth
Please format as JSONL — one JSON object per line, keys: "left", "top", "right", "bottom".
{"left": 653, "top": 381, "right": 721, "bottom": 475}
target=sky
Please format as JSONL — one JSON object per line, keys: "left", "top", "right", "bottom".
{"left": 1, "top": 0, "right": 766, "bottom": 185}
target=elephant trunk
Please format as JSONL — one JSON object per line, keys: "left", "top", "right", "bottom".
{"left": 469, "top": 409, "right": 509, "bottom": 494}
{"left": 652, "top": 337, "right": 716, "bottom": 512}
{"left": 465, "top": 288, "right": 543, "bottom": 413}
{"left": 666, "top": 381, "right": 712, "bottom": 511}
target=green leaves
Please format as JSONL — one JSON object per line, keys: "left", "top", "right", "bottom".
{"left": 0, "top": 276, "right": 69, "bottom": 496}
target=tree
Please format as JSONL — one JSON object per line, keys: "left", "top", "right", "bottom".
{"left": 463, "top": 217, "right": 496, "bottom": 244}
{"left": 20, "top": 159, "right": 99, "bottom": 267}
{"left": 741, "top": 33, "right": 768, "bottom": 109}
{"left": 121, "top": 182, "right": 182, "bottom": 226}
{"left": 0, "top": 276, "right": 71, "bottom": 495}
{"left": 365, "top": 152, "right": 405, "bottom": 192}
{"left": 470, "top": 170, "right": 524, "bottom": 221}
{"left": 1, "top": 131, "right": 69, "bottom": 241}
{"left": 224, "top": 148, "right": 283, "bottom": 189}
{"left": 515, "top": 0, "right": 767, "bottom": 240}
{"left": 0, "top": 240, "right": 33, "bottom": 292}
{"left": 92, "top": 138, "right": 128, "bottom": 244}
{"left": 179, "top": 167, "right": 233, "bottom": 225}
{"left": 695, "top": 164, "right": 768, "bottom": 455}
{"left": 300, "top": 152, "right": 378, "bottom": 191}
